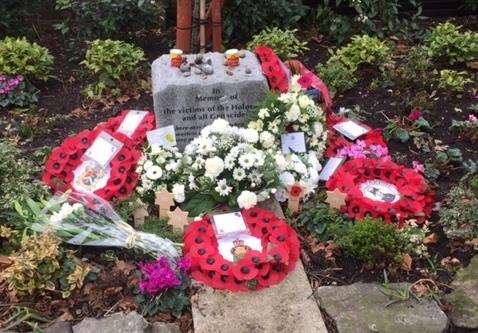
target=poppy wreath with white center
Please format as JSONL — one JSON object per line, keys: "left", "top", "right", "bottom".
{"left": 183, "top": 207, "right": 300, "bottom": 292}
{"left": 42, "top": 128, "right": 140, "bottom": 203}
{"left": 326, "top": 158, "right": 434, "bottom": 225}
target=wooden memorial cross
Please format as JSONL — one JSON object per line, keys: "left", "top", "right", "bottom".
{"left": 155, "top": 189, "right": 175, "bottom": 219}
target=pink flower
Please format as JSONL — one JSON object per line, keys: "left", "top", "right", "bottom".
{"left": 412, "top": 161, "right": 425, "bottom": 174}
{"left": 468, "top": 114, "right": 477, "bottom": 123}
{"left": 138, "top": 257, "right": 181, "bottom": 296}
{"left": 408, "top": 108, "right": 422, "bottom": 121}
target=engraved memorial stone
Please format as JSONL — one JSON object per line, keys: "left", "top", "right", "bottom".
{"left": 152, "top": 51, "right": 268, "bottom": 149}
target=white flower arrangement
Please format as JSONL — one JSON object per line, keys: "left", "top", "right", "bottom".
{"left": 248, "top": 75, "right": 328, "bottom": 200}
{"left": 137, "top": 119, "right": 279, "bottom": 215}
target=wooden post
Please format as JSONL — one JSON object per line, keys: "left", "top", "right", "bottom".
{"left": 177, "top": 0, "right": 192, "bottom": 53}
{"left": 199, "top": 0, "right": 206, "bottom": 53}
{"left": 211, "top": 0, "right": 222, "bottom": 52}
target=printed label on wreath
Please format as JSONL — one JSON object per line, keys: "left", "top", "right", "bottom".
{"left": 333, "top": 120, "right": 369, "bottom": 140}
{"left": 72, "top": 160, "right": 111, "bottom": 193}
{"left": 359, "top": 180, "right": 400, "bottom": 203}
{"left": 212, "top": 212, "right": 249, "bottom": 238}
{"left": 281, "top": 132, "right": 306, "bottom": 154}
{"left": 83, "top": 131, "right": 123, "bottom": 167}
{"left": 147, "top": 125, "right": 177, "bottom": 148}
{"left": 117, "top": 110, "right": 148, "bottom": 137}
{"left": 218, "top": 233, "right": 262, "bottom": 262}
{"left": 319, "top": 157, "right": 346, "bottom": 181}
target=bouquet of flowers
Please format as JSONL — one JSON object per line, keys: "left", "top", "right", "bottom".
{"left": 137, "top": 119, "right": 279, "bottom": 216}
{"left": 247, "top": 75, "right": 327, "bottom": 199}
{"left": 30, "top": 191, "right": 180, "bottom": 260}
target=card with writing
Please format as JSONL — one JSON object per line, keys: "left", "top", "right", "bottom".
{"left": 83, "top": 131, "right": 123, "bottom": 167}
{"left": 333, "top": 120, "right": 369, "bottom": 140}
{"left": 116, "top": 110, "right": 148, "bottom": 137}
{"left": 212, "top": 212, "right": 249, "bottom": 238}
{"left": 319, "top": 157, "right": 346, "bottom": 181}
{"left": 217, "top": 233, "right": 262, "bottom": 262}
{"left": 281, "top": 132, "right": 307, "bottom": 154}
{"left": 147, "top": 125, "right": 177, "bottom": 148}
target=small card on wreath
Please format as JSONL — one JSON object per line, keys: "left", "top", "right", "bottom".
{"left": 333, "top": 120, "right": 369, "bottom": 140}
{"left": 83, "top": 131, "right": 123, "bottom": 167}
{"left": 117, "top": 110, "right": 148, "bottom": 137}
{"left": 281, "top": 132, "right": 306, "bottom": 154}
{"left": 147, "top": 125, "right": 177, "bottom": 148}
{"left": 319, "top": 157, "right": 346, "bottom": 181}
{"left": 212, "top": 212, "right": 249, "bottom": 238}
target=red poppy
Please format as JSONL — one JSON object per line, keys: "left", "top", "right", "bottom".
{"left": 288, "top": 184, "right": 303, "bottom": 198}
{"left": 232, "top": 260, "right": 259, "bottom": 281}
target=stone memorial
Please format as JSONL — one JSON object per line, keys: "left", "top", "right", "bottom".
{"left": 152, "top": 51, "right": 269, "bottom": 149}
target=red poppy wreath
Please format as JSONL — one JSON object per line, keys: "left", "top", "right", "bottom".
{"left": 326, "top": 158, "right": 434, "bottom": 225}
{"left": 255, "top": 46, "right": 290, "bottom": 93}
{"left": 42, "top": 129, "right": 141, "bottom": 203}
{"left": 183, "top": 207, "right": 300, "bottom": 292}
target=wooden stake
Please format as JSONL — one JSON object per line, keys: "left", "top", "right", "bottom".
{"left": 199, "top": 0, "right": 206, "bottom": 53}
{"left": 155, "top": 189, "right": 175, "bottom": 220}
{"left": 167, "top": 207, "right": 190, "bottom": 234}
{"left": 176, "top": 0, "right": 193, "bottom": 53}
{"left": 211, "top": 0, "right": 222, "bottom": 52}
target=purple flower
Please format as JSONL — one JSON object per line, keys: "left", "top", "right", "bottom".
{"left": 177, "top": 257, "right": 191, "bottom": 273}
{"left": 412, "top": 161, "right": 425, "bottom": 174}
{"left": 138, "top": 257, "right": 181, "bottom": 296}
{"left": 468, "top": 114, "right": 477, "bottom": 123}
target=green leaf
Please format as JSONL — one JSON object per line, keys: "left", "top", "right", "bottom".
{"left": 395, "top": 128, "right": 410, "bottom": 143}
{"left": 183, "top": 193, "right": 217, "bottom": 216}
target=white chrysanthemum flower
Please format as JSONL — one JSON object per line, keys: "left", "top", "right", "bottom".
{"left": 188, "top": 175, "right": 198, "bottom": 190}
{"left": 286, "top": 104, "right": 300, "bottom": 122}
{"left": 233, "top": 168, "right": 246, "bottom": 181}
{"left": 275, "top": 153, "right": 288, "bottom": 171}
{"left": 204, "top": 156, "right": 224, "bottom": 178}
{"left": 258, "top": 108, "right": 270, "bottom": 119}
{"left": 172, "top": 183, "right": 186, "bottom": 203}
{"left": 259, "top": 131, "right": 275, "bottom": 148}
{"left": 289, "top": 75, "right": 302, "bottom": 93}
{"left": 146, "top": 165, "right": 163, "bottom": 180}
{"left": 248, "top": 119, "right": 264, "bottom": 132}
{"left": 238, "top": 153, "right": 255, "bottom": 169}
{"left": 240, "top": 128, "right": 259, "bottom": 143}
{"left": 293, "top": 161, "right": 308, "bottom": 175}
{"left": 314, "top": 122, "right": 324, "bottom": 136}
{"left": 237, "top": 191, "right": 257, "bottom": 209}
{"left": 150, "top": 144, "right": 162, "bottom": 154}
{"left": 215, "top": 179, "right": 232, "bottom": 196}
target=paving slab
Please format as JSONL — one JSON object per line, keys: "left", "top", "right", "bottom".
{"left": 191, "top": 199, "right": 328, "bottom": 333}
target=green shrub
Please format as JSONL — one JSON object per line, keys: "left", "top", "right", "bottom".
{"left": 223, "top": 0, "right": 308, "bottom": 42}
{"left": 425, "top": 22, "right": 478, "bottom": 65}
{"left": 54, "top": 0, "right": 166, "bottom": 43}
{"left": 316, "top": 35, "right": 390, "bottom": 94}
{"left": 81, "top": 39, "right": 145, "bottom": 100}
{"left": 316, "top": 0, "right": 422, "bottom": 44}
{"left": 295, "top": 202, "right": 349, "bottom": 242}
{"left": 0, "top": 37, "right": 54, "bottom": 81}
{"left": 0, "top": 0, "right": 43, "bottom": 35}
{"left": 0, "top": 232, "right": 90, "bottom": 297}
{"left": 438, "top": 70, "right": 472, "bottom": 93}
{"left": 247, "top": 28, "right": 308, "bottom": 59}
{"left": 329, "top": 35, "right": 392, "bottom": 71}
{"left": 439, "top": 186, "right": 477, "bottom": 242}
{"left": 330, "top": 218, "right": 404, "bottom": 265}
{"left": 316, "top": 60, "right": 357, "bottom": 95}
{"left": 0, "top": 140, "right": 46, "bottom": 220}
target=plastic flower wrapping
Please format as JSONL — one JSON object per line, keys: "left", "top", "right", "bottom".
{"left": 30, "top": 191, "right": 180, "bottom": 260}
{"left": 137, "top": 119, "right": 279, "bottom": 216}
{"left": 247, "top": 75, "right": 328, "bottom": 201}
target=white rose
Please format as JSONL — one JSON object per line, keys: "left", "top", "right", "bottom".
{"left": 172, "top": 183, "right": 186, "bottom": 203}
{"left": 286, "top": 104, "right": 301, "bottom": 122}
{"left": 237, "top": 191, "right": 258, "bottom": 209}
{"left": 146, "top": 165, "right": 163, "bottom": 180}
{"left": 279, "top": 171, "right": 295, "bottom": 186}
{"left": 275, "top": 153, "right": 288, "bottom": 171}
{"left": 314, "top": 122, "right": 324, "bottom": 136}
{"left": 143, "top": 160, "right": 153, "bottom": 170}
{"left": 204, "top": 156, "right": 224, "bottom": 178}
{"left": 242, "top": 128, "right": 259, "bottom": 143}
{"left": 294, "top": 161, "right": 308, "bottom": 175}
{"left": 259, "top": 131, "right": 275, "bottom": 148}
{"left": 298, "top": 94, "right": 311, "bottom": 108}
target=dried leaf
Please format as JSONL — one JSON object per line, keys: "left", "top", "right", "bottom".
{"left": 115, "top": 260, "right": 136, "bottom": 275}
{"left": 423, "top": 233, "right": 438, "bottom": 246}
{"left": 401, "top": 253, "right": 412, "bottom": 271}
{"left": 0, "top": 255, "right": 12, "bottom": 266}
{"left": 411, "top": 282, "right": 429, "bottom": 297}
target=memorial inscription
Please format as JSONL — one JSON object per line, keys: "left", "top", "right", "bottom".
{"left": 152, "top": 51, "right": 269, "bottom": 149}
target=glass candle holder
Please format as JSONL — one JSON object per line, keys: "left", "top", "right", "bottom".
{"left": 170, "top": 49, "right": 183, "bottom": 68}
{"left": 225, "top": 49, "right": 239, "bottom": 67}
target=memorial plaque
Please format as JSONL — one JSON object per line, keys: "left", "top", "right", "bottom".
{"left": 152, "top": 51, "right": 269, "bottom": 149}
